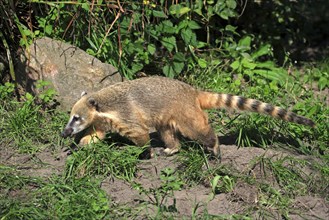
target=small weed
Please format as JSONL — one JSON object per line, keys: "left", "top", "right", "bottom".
{"left": 35, "top": 80, "right": 58, "bottom": 109}
{"left": 257, "top": 183, "right": 291, "bottom": 218}
{"left": 0, "top": 82, "right": 15, "bottom": 100}
{"left": 133, "top": 168, "right": 183, "bottom": 217}
{"left": 210, "top": 175, "right": 235, "bottom": 196}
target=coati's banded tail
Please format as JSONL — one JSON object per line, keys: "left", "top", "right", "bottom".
{"left": 198, "top": 92, "right": 315, "bottom": 127}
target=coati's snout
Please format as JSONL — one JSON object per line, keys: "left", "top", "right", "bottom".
{"left": 61, "top": 114, "right": 90, "bottom": 138}
{"left": 61, "top": 127, "right": 73, "bottom": 138}
{"left": 61, "top": 95, "right": 98, "bottom": 140}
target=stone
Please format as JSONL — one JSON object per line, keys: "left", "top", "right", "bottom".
{"left": 16, "top": 37, "right": 124, "bottom": 111}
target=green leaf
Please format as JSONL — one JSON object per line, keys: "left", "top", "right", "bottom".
{"left": 86, "top": 37, "right": 97, "bottom": 50}
{"left": 214, "top": 1, "right": 225, "bottom": 12}
{"left": 157, "top": 20, "right": 175, "bottom": 34}
{"left": 234, "top": 79, "right": 241, "bottom": 86}
{"left": 153, "top": 10, "right": 167, "bottom": 18}
{"left": 241, "top": 52, "right": 252, "bottom": 59}
{"left": 147, "top": 44, "right": 156, "bottom": 55}
{"left": 163, "top": 61, "right": 184, "bottom": 78}
{"left": 179, "top": 7, "right": 191, "bottom": 16}
{"left": 211, "top": 175, "right": 221, "bottom": 193}
{"left": 25, "top": 92, "right": 34, "bottom": 101}
{"left": 188, "top": 20, "right": 201, "bottom": 29}
{"left": 173, "top": 52, "right": 185, "bottom": 62}
{"left": 226, "top": 0, "right": 237, "bottom": 9}
{"left": 255, "top": 61, "right": 276, "bottom": 69}
{"left": 252, "top": 44, "right": 272, "bottom": 59}
{"left": 241, "top": 58, "right": 257, "bottom": 69}
{"left": 253, "top": 69, "right": 288, "bottom": 83}
{"left": 45, "top": 24, "right": 53, "bottom": 35}
{"left": 194, "top": 8, "right": 203, "bottom": 16}
{"left": 207, "top": 5, "right": 214, "bottom": 17}
{"left": 177, "top": 20, "right": 188, "bottom": 30}
{"left": 81, "top": 3, "right": 89, "bottom": 11}
{"left": 230, "top": 60, "right": 240, "bottom": 70}
{"left": 169, "top": 4, "right": 180, "bottom": 16}
{"left": 161, "top": 36, "right": 176, "bottom": 52}
{"left": 173, "top": 61, "right": 184, "bottom": 74}
{"left": 131, "top": 63, "right": 143, "bottom": 74}
{"left": 318, "top": 76, "right": 329, "bottom": 90}
{"left": 22, "top": 28, "right": 32, "bottom": 36}
{"left": 198, "top": 58, "right": 208, "bottom": 68}
{"left": 163, "top": 64, "right": 175, "bottom": 78}
{"left": 238, "top": 36, "right": 251, "bottom": 47}
{"left": 196, "top": 41, "right": 208, "bottom": 48}
{"left": 225, "top": 25, "right": 239, "bottom": 35}
{"left": 306, "top": 106, "right": 318, "bottom": 117}
{"left": 181, "top": 28, "right": 197, "bottom": 46}
{"left": 170, "top": 4, "right": 191, "bottom": 17}
{"left": 219, "top": 10, "right": 229, "bottom": 20}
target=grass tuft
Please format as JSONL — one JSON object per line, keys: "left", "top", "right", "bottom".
{"left": 64, "top": 142, "right": 145, "bottom": 181}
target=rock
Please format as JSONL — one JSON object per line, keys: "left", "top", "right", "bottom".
{"left": 16, "top": 37, "right": 124, "bottom": 111}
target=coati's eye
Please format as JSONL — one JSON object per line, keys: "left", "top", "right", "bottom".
{"left": 73, "top": 115, "right": 80, "bottom": 121}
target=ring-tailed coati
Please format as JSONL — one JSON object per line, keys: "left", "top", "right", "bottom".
{"left": 61, "top": 76, "right": 315, "bottom": 158}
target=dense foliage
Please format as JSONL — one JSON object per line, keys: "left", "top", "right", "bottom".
{"left": 1, "top": 0, "right": 329, "bottom": 80}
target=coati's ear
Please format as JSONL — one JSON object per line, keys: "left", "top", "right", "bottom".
{"left": 87, "top": 97, "right": 98, "bottom": 109}
{"left": 81, "top": 91, "right": 87, "bottom": 97}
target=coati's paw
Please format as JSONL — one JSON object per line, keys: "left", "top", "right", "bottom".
{"left": 163, "top": 147, "right": 180, "bottom": 155}
{"left": 79, "top": 136, "right": 93, "bottom": 145}
{"left": 79, "top": 131, "right": 105, "bottom": 145}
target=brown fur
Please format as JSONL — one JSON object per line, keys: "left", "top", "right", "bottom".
{"left": 62, "top": 76, "right": 315, "bottom": 157}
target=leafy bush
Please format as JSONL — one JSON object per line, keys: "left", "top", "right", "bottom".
{"left": 0, "top": 0, "right": 286, "bottom": 80}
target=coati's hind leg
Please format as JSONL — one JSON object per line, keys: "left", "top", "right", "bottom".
{"left": 158, "top": 127, "right": 180, "bottom": 155}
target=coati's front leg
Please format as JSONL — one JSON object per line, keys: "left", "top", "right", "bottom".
{"left": 129, "top": 133, "right": 150, "bottom": 146}
{"left": 78, "top": 126, "right": 106, "bottom": 145}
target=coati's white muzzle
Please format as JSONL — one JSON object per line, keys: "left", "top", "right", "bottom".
{"left": 61, "top": 115, "right": 87, "bottom": 138}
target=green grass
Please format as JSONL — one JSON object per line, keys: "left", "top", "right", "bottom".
{"left": 0, "top": 90, "right": 69, "bottom": 154}
{"left": 64, "top": 142, "right": 145, "bottom": 180}
{"left": 0, "top": 167, "right": 110, "bottom": 219}
{"left": 0, "top": 60, "right": 328, "bottom": 219}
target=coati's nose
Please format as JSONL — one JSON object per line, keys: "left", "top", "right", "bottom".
{"left": 61, "top": 127, "right": 73, "bottom": 138}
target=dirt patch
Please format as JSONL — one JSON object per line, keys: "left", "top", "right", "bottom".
{"left": 291, "top": 196, "right": 329, "bottom": 220}
{"left": 0, "top": 146, "right": 67, "bottom": 178}
{"left": 99, "top": 145, "right": 328, "bottom": 218}
{"left": 1, "top": 143, "right": 328, "bottom": 219}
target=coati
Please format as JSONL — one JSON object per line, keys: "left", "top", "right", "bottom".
{"left": 61, "top": 76, "right": 315, "bottom": 157}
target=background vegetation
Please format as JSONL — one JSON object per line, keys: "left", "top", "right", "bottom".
{"left": 0, "top": 0, "right": 328, "bottom": 219}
